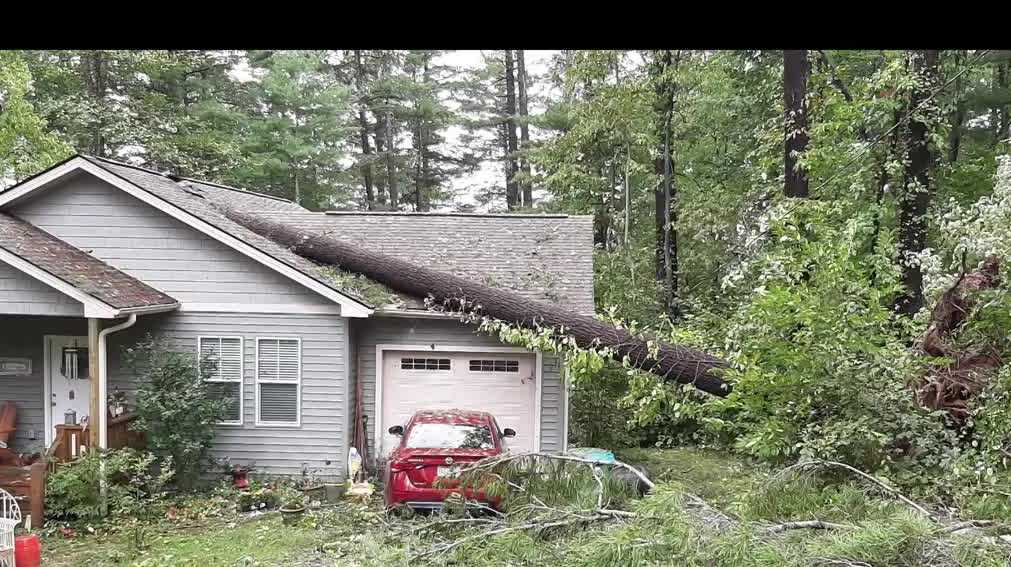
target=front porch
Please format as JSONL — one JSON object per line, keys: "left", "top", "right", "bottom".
{"left": 0, "top": 315, "right": 148, "bottom": 525}
{"left": 0, "top": 316, "right": 111, "bottom": 457}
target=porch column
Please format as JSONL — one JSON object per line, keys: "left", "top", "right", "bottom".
{"left": 88, "top": 318, "right": 100, "bottom": 448}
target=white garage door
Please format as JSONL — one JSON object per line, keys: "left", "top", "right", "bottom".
{"left": 380, "top": 351, "right": 537, "bottom": 457}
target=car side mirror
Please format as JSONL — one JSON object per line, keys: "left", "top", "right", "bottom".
{"left": 502, "top": 428, "right": 516, "bottom": 438}
{"left": 388, "top": 425, "right": 404, "bottom": 436}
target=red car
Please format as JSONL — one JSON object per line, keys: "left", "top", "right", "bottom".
{"left": 383, "top": 409, "right": 516, "bottom": 512}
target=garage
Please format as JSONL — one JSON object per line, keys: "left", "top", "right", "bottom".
{"left": 377, "top": 349, "right": 539, "bottom": 457}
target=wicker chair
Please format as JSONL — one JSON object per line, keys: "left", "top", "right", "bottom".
{"left": 0, "top": 488, "right": 20, "bottom": 567}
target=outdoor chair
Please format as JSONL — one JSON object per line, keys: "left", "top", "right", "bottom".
{"left": 0, "top": 487, "right": 21, "bottom": 567}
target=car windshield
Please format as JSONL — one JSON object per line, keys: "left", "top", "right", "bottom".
{"left": 404, "top": 423, "right": 494, "bottom": 449}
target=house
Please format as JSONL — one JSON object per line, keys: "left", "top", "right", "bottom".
{"left": 0, "top": 155, "right": 593, "bottom": 479}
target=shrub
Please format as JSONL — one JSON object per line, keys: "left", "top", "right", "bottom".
{"left": 46, "top": 448, "right": 174, "bottom": 521}
{"left": 124, "top": 334, "right": 228, "bottom": 489}
{"left": 699, "top": 202, "right": 955, "bottom": 478}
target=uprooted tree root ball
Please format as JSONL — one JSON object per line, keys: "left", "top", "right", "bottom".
{"left": 916, "top": 256, "right": 1004, "bottom": 424}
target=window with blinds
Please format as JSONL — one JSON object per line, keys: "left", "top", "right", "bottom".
{"left": 256, "top": 338, "right": 301, "bottom": 425}
{"left": 198, "top": 337, "right": 243, "bottom": 424}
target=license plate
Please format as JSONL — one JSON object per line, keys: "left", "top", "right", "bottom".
{"left": 437, "top": 466, "right": 460, "bottom": 478}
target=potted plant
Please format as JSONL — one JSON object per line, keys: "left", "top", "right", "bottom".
{"left": 237, "top": 485, "right": 279, "bottom": 512}
{"left": 219, "top": 458, "right": 256, "bottom": 489}
{"left": 107, "top": 387, "right": 128, "bottom": 418}
{"left": 294, "top": 463, "right": 325, "bottom": 505}
{"left": 279, "top": 489, "right": 306, "bottom": 526}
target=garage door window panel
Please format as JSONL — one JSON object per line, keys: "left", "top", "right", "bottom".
{"left": 400, "top": 357, "right": 451, "bottom": 371}
{"left": 469, "top": 359, "right": 520, "bottom": 373}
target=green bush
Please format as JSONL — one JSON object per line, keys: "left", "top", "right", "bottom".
{"left": 46, "top": 448, "right": 174, "bottom": 521}
{"left": 124, "top": 334, "right": 228, "bottom": 489}
{"left": 696, "top": 203, "right": 955, "bottom": 478}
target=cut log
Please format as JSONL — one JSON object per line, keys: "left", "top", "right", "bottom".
{"left": 223, "top": 210, "right": 731, "bottom": 396}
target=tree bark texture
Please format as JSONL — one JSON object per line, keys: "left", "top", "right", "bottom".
{"left": 504, "top": 50, "right": 520, "bottom": 210}
{"left": 223, "top": 210, "right": 732, "bottom": 397}
{"left": 353, "top": 51, "right": 376, "bottom": 209}
{"left": 517, "top": 50, "right": 533, "bottom": 207}
{"left": 652, "top": 50, "right": 679, "bottom": 321}
{"left": 384, "top": 109, "right": 398, "bottom": 208}
{"left": 783, "top": 50, "right": 810, "bottom": 198}
{"left": 84, "top": 50, "right": 107, "bottom": 157}
{"left": 895, "top": 49, "right": 940, "bottom": 316}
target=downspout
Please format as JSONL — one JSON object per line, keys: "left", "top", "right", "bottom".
{"left": 98, "top": 314, "right": 136, "bottom": 449}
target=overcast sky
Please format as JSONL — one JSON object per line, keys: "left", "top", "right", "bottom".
{"left": 434, "top": 50, "right": 558, "bottom": 209}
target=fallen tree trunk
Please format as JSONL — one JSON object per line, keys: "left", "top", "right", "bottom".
{"left": 224, "top": 210, "right": 731, "bottom": 396}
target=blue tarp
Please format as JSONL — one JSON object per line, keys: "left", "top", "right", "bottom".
{"left": 565, "top": 447, "right": 616, "bottom": 463}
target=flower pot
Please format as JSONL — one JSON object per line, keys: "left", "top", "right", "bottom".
{"left": 324, "top": 483, "right": 347, "bottom": 503}
{"left": 280, "top": 505, "right": 305, "bottom": 526}
{"left": 232, "top": 470, "right": 250, "bottom": 490}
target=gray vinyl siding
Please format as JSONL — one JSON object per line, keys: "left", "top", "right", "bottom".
{"left": 10, "top": 173, "right": 337, "bottom": 309}
{"left": 352, "top": 317, "right": 566, "bottom": 464}
{"left": 0, "top": 262, "right": 83, "bottom": 317}
{"left": 0, "top": 316, "right": 87, "bottom": 453}
{"left": 105, "top": 311, "right": 348, "bottom": 480}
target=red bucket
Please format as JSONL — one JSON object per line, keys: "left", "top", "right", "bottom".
{"left": 15, "top": 534, "right": 41, "bottom": 567}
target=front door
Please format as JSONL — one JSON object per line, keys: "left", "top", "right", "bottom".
{"left": 46, "top": 336, "right": 91, "bottom": 445}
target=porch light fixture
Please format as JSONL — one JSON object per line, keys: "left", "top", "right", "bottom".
{"left": 61, "top": 342, "right": 89, "bottom": 380}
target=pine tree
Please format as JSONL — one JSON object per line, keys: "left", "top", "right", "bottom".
{"left": 233, "top": 50, "right": 351, "bottom": 209}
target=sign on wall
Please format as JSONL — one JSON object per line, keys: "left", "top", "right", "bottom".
{"left": 0, "top": 358, "right": 31, "bottom": 376}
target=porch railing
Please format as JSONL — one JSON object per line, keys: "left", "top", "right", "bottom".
{"left": 49, "top": 413, "right": 146, "bottom": 463}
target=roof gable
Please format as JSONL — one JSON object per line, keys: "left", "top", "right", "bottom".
{"left": 0, "top": 156, "right": 373, "bottom": 317}
{"left": 0, "top": 212, "right": 178, "bottom": 317}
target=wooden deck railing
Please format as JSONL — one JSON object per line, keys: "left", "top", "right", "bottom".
{"left": 0, "top": 413, "right": 148, "bottom": 528}
{"left": 49, "top": 413, "right": 146, "bottom": 463}
{"left": 0, "top": 462, "right": 45, "bottom": 528}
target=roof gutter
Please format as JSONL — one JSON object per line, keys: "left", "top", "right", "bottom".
{"left": 373, "top": 307, "right": 457, "bottom": 320}
{"left": 115, "top": 303, "right": 180, "bottom": 317}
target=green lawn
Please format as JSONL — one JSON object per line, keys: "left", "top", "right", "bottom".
{"left": 616, "top": 446, "right": 768, "bottom": 507}
{"left": 43, "top": 509, "right": 333, "bottom": 566}
{"left": 36, "top": 449, "right": 1011, "bottom": 567}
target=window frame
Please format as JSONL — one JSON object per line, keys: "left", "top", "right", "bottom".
{"left": 468, "top": 359, "right": 521, "bottom": 373}
{"left": 399, "top": 357, "right": 452, "bottom": 372}
{"left": 254, "top": 336, "right": 302, "bottom": 428}
{"left": 197, "top": 335, "right": 244, "bottom": 426}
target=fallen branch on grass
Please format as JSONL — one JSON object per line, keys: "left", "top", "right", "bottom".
{"left": 938, "top": 519, "right": 997, "bottom": 534}
{"left": 773, "top": 459, "right": 933, "bottom": 519}
{"left": 415, "top": 513, "right": 615, "bottom": 558}
{"left": 763, "top": 520, "right": 854, "bottom": 534}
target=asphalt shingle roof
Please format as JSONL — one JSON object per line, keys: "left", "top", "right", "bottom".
{"left": 74, "top": 156, "right": 595, "bottom": 314}
{"left": 0, "top": 212, "right": 178, "bottom": 310}
{"left": 249, "top": 211, "right": 596, "bottom": 314}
